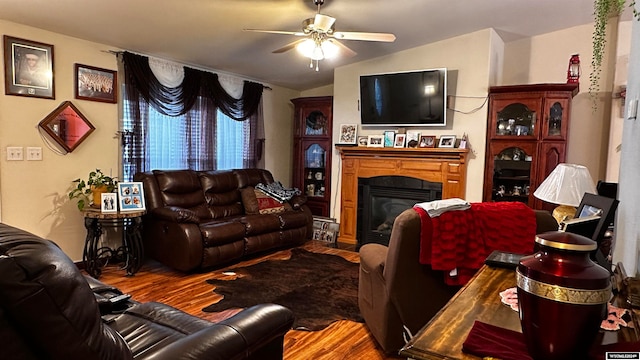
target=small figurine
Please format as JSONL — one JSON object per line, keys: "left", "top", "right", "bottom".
{"left": 496, "top": 185, "right": 506, "bottom": 197}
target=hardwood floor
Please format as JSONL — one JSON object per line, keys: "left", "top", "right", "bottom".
{"left": 93, "top": 241, "right": 402, "bottom": 360}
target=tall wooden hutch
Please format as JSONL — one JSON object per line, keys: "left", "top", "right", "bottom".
{"left": 482, "top": 83, "right": 579, "bottom": 210}
{"left": 291, "top": 96, "right": 333, "bottom": 217}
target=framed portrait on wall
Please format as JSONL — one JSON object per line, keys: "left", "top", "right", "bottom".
{"left": 3, "top": 35, "right": 54, "bottom": 99}
{"left": 75, "top": 63, "right": 117, "bottom": 103}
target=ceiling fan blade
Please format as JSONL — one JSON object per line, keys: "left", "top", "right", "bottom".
{"left": 244, "top": 29, "right": 306, "bottom": 37}
{"left": 332, "top": 31, "right": 396, "bottom": 42}
{"left": 328, "top": 39, "right": 357, "bottom": 58}
{"left": 272, "top": 39, "right": 307, "bottom": 54}
{"left": 313, "top": 14, "right": 336, "bottom": 32}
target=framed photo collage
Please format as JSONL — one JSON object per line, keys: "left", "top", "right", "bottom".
{"left": 100, "top": 182, "right": 146, "bottom": 213}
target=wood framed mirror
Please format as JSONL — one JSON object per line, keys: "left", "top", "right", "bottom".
{"left": 39, "top": 101, "right": 95, "bottom": 152}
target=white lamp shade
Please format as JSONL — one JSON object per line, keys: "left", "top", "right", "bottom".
{"left": 533, "top": 163, "right": 596, "bottom": 207}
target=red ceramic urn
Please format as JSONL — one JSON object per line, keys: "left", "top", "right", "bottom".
{"left": 517, "top": 231, "right": 610, "bottom": 360}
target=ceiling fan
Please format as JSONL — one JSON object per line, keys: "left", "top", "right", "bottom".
{"left": 244, "top": 0, "right": 396, "bottom": 71}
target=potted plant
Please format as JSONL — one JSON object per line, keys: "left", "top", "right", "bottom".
{"left": 590, "top": 0, "right": 638, "bottom": 108}
{"left": 68, "top": 169, "right": 118, "bottom": 210}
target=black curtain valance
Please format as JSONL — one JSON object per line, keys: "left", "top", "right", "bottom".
{"left": 122, "top": 51, "right": 263, "bottom": 120}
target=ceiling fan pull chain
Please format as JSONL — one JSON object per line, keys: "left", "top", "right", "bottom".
{"left": 315, "top": 60, "right": 320, "bottom": 72}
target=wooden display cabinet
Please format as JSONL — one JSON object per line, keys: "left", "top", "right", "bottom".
{"left": 291, "top": 96, "right": 333, "bottom": 217}
{"left": 483, "top": 83, "right": 578, "bottom": 210}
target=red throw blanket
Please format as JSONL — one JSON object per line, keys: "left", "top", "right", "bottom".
{"left": 416, "top": 202, "right": 537, "bottom": 285}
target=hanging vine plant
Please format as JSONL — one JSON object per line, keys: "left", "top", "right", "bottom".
{"left": 591, "top": 0, "right": 638, "bottom": 109}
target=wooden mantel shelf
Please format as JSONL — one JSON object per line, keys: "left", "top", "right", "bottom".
{"left": 336, "top": 145, "right": 469, "bottom": 245}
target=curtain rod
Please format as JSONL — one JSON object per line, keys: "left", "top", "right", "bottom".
{"left": 102, "top": 50, "right": 273, "bottom": 90}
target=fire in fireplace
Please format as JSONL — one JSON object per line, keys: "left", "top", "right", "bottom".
{"left": 357, "top": 176, "right": 442, "bottom": 249}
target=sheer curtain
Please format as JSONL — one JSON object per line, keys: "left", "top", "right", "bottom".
{"left": 119, "top": 52, "right": 264, "bottom": 181}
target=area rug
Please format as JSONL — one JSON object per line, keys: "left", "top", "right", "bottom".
{"left": 203, "top": 248, "right": 363, "bottom": 331}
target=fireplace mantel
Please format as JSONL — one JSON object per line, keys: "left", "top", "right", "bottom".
{"left": 336, "top": 146, "right": 469, "bottom": 245}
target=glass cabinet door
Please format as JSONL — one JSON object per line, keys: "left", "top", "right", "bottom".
{"left": 492, "top": 146, "right": 533, "bottom": 204}
{"left": 304, "top": 109, "right": 329, "bottom": 136}
{"left": 304, "top": 143, "right": 327, "bottom": 198}
{"left": 488, "top": 97, "right": 540, "bottom": 139}
{"left": 542, "top": 98, "right": 570, "bottom": 140}
{"left": 495, "top": 103, "right": 536, "bottom": 137}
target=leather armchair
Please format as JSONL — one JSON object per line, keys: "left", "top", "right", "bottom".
{"left": 0, "top": 223, "right": 294, "bottom": 360}
{"left": 358, "top": 207, "right": 558, "bottom": 353}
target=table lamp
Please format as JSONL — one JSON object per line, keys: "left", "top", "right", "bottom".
{"left": 533, "top": 163, "right": 596, "bottom": 224}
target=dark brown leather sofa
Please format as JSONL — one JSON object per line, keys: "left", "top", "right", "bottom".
{"left": 358, "top": 207, "right": 559, "bottom": 353}
{"left": 134, "top": 168, "right": 313, "bottom": 272}
{"left": 0, "top": 222, "right": 294, "bottom": 360}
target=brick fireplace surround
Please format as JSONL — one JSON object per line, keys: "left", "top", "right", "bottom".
{"left": 336, "top": 146, "right": 469, "bottom": 245}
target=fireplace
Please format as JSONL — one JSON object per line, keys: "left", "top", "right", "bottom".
{"left": 357, "top": 176, "right": 442, "bottom": 249}
{"left": 337, "top": 146, "right": 468, "bottom": 246}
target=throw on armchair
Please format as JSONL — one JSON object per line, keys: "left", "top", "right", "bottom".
{"left": 358, "top": 207, "right": 558, "bottom": 353}
{"left": 0, "top": 223, "right": 294, "bottom": 360}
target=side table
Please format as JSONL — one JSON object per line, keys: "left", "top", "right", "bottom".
{"left": 82, "top": 208, "right": 145, "bottom": 278}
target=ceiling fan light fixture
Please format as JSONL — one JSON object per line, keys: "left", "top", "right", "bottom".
{"left": 321, "top": 40, "right": 339, "bottom": 59}
{"left": 297, "top": 38, "right": 324, "bottom": 60}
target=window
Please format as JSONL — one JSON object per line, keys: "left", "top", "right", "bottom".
{"left": 122, "top": 103, "right": 252, "bottom": 181}
{"left": 216, "top": 111, "right": 249, "bottom": 170}
{"left": 119, "top": 52, "right": 263, "bottom": 182}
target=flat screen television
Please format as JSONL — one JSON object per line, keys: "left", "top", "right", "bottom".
{"left": 359, "top": 68, "right": 447, "bottom": 127}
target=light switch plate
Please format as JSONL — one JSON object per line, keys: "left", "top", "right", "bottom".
{"left": 7, "top": 147, "right": 23, "bottom": 161}
{"left": 26, "top": 147, "right": 42, "bottom": 161}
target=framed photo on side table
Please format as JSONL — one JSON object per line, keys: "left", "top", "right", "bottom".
{"left": 438, "top": 135, "right": 456, "bottom": 148}
{"left": 75, "top": 64, "right": 117, "bottom": 103}
{"left": 338, "top": 124, "right": 357, "bottom": 144}
{"left": 100, "top": 193, "right": 118, "bottom": 213}
{"left": 3, "top": 35, "right": 55, "bottom": 99}
{"left": 357, "top": 136, "right": 368, "bottom": 147}
{"left": 118, "top": 182, "right": 146, "bottom": 212}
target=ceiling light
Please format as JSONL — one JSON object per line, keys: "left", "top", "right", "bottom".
{"left": 321, "top": 40, "right": 339, "bottom": 59}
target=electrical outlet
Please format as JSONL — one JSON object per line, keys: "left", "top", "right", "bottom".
{"left": 26, "top": 147, "right": 42, "bottom": 161}
{"left": 7, "top": 147, "right": 23, "bottom": 161}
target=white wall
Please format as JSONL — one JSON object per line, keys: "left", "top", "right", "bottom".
{"left": 613, "top": 8, "right": 640, "bottom": 274}
{"left": 300, "top": 84, "right": 334, "bottom": 98}
{"left": 0, "top": 20, "right": 120, "bottom": 261}
{"left": 607, "top": 21, "right": 632, "bottom": 182}
{"left": 330, "top": 29, "right": 497, "bottom": 218}
{"left": 262, "top": 85, "right": 300, "bottom": 187}
{"left": 0, "top": 19, "right": 299, "bottom": 261}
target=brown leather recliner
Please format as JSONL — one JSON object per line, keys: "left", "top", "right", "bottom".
{"left": 358, "top": 207, "right": 558, "bottom": 353}
{"left": 0, "top": 223, "right": 294, "bottom": 360}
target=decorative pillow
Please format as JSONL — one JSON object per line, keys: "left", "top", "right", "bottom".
{"left": 240, "top": 186, "right": 288, "bottom": 215}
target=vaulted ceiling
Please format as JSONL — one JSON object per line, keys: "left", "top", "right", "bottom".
{"left": 0, "top": 0, "right": 617, "bottom": 91}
